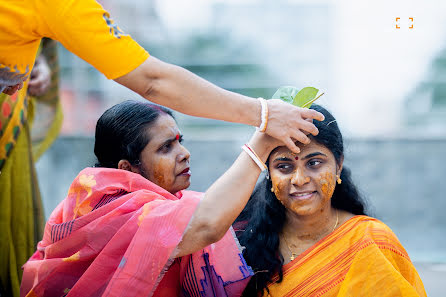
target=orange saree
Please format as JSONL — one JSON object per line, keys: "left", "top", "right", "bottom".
{"left": 21, "top": 167, "right": 252, "bottom": 297}
{"left": 266, "top": 216, "right": 426, "bottom": 297}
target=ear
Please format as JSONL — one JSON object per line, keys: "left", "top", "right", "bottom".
{"left": 337, "top": 155, "right": 344, "bottom": 176}
{"left": 118, "top": 160, "right": 140, "bottom": 174}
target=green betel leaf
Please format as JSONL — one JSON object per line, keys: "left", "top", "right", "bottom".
{"left": 271, "top": 86, "right": 300, "bottom": 103}
{"left": 293, "top": 87, "right": 319, "bottom": 108}
{"left": 271, "top": 86, "right": 324, "bottom": 108}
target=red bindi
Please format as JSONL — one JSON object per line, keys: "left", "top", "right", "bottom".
{"left": 175, "top": 134, "right": 180, "bottom": 141}
{"left": 294, "top": 156, "right": 299, "bottom": 160}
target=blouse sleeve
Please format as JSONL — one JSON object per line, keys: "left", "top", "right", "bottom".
{"left": 36, "top": 0, "right": 150, "bottom": 79}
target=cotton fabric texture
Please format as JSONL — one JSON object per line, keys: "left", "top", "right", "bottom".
{"left": 0, "top": 39, "right": 61, "bottom": 297}
{"left": 21, "top": 168, "right": 252, "bottom": 297}
{"left": 265, "top": 216, "right": 426, "bottom": 297}
{"left": 0, "top": 0, "right": 149, "bottom": 85}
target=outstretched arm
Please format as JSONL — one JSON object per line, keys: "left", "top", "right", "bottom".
{"left": 174, "top": 131, "right": 280, "bottom": 257}
{"left": 115, "top": 56, "right": 324, "bottom": 153}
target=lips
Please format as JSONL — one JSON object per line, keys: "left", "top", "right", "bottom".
{"left": 177, "top": 167, "right": 191, "bottom": 176}
{"left": 289, "top": 191, "right": 316, "bottom": 200}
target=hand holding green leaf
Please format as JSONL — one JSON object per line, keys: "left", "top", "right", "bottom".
{"left": 271, "top": 86, "right": 324, "bottom": 108}
{"left": 255, "top": 86, "right": 325, "bottom": 154}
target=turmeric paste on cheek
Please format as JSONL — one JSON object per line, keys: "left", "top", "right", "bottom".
{"left": 319, "top": 172, "right": 335, "bottom": 198}
{"left": 152, "top": 159, "right": 170, "bottom": 189}
{"left": 271, "top": 176, "right": 287, "bottom": 204}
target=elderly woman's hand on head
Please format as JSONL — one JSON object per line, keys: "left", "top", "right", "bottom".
{"left": 265, "top": 99, "right": 324, "bottom": 154}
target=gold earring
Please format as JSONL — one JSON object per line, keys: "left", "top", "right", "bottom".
{"left": 271, "top": 186, "right": 274, "bottom": 192}
{"left": 336, "top": 175, "right": 342, "bottom": 184}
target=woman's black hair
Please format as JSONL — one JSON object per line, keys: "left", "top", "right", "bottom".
{"left": 94, "top": 100, "right": 173, "bottom": 168}
{"left": 235, "top": 104, "right": 367, "bottom": 296}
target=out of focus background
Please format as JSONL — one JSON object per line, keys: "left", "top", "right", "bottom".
{"left": 35, "top": 0, "right": 446, "bottom": 295}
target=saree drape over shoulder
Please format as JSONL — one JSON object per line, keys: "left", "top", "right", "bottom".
{"left": 1, "top": 39, "right": 60, "bottom": 297}
{"left": 21, "top": 168, "right": 252, "bottom": 297}
{"left": 266, "top": 216, "right": 426, "bottom": 297}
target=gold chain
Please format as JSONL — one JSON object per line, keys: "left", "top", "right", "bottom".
{"left": 282, "top": 236, "right": 298, "bottom": 261}
{"left": 282, "top": 210, "right": 339, "bottom": 261}
{"left": 332, "top": 209, "right": 339, "bottom": 232}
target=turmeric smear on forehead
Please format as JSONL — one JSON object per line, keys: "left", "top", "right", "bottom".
{"left": 319, "top": 172, "right": 335, "bottom": 197}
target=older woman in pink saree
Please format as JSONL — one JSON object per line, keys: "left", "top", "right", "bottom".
{"left": 21, "top": 100, "right": 322, "bottom": 297}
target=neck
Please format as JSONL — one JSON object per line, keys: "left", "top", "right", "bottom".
{"left": 282, "top": 205, "right": 337, "bottom": 242}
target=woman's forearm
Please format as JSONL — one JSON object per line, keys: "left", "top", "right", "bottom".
{"left": 175, "top": 133, "right": 276, "bottom": 257}
{"left": 115, "top": 56, "right": 325, "bottom": 154}
{"left": 115, "top": 56, "right": 261, "bottom": 126}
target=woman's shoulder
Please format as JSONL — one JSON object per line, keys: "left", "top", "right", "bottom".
{"left": 349, "top": 215, "right": 397, "bottom": 236}
{"left": 339, "top": 215, "right": 401, "bottom": 244}
{"left": 348, "top": 215, "right": 409, "bottom": 255}
{"left": 357, "top": 215, "right": 395, "bottom": 232}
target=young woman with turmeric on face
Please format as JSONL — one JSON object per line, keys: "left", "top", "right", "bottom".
{"left": 236, "top": 104, "right": 427, "bottom": 297}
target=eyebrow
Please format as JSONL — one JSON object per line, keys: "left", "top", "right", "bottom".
{"left": 273, "top": 157, "right": 292, "bottom": 162}
{"left": 302, "top": 152, "right": 327, "bottom": 160}
{"left": 158, "top": 134, "right": 182, "bottom": 150}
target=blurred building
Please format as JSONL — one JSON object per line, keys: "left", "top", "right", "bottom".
{"left": 57, "top": 0, "right": 332, "bottom": 136}
{"left": 404, "top": 48, "right": 446, "bottom": 135}
{"left": 57, "top": 0, "right": 446, "bottom": 138}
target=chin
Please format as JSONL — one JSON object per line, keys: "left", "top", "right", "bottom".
{"left": 289, "top": 204, "right": 322, "bottom": 216}
{"left": 173, "top": 181, "right": 191, "bottom": 193}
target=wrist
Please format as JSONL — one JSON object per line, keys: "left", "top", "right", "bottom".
{"left": 248, "top": 134, "right": 274, "bottom": 163}
{"left": 239, "top": 96, "right": 262, "bottom": 127}
{"left": 257, "top": 98, "right": 268, "bottom": 132}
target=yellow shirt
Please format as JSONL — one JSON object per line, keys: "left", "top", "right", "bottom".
{"left": 0, "top": 0, "right": 149, "bottom": 90}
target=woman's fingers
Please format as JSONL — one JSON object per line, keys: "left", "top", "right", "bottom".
{"left": 283, "top": 137, "right": 301, "bottom": 154}
{"left": 2, "top": 84, "right": 21, "bottom": 95}
{"left": 290, "top": 129, "right": 311, "bottom": 145}
{"left": 301, "top": 108, "right": 325, "bottom": 122}
{"left": 299, "top": 118, "right": 319, "bottom": 136}
{"left": 264, "top": 99, "right": 323, "bottom": 153}
{"left": 28, "top": 76, "right": 49, "bottom": 96}
{"left": 28, "top": 58, "right": 51, "bottom": 96}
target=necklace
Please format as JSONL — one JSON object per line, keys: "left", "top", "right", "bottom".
{"left": 282, "top": 236, "right": 298, "bottom": 261}
{"left": 282, "top": 210, "right": 339, "bottom": 261}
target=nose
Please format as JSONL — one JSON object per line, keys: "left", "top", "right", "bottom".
{"left": 177, "top": 144, "right": 190, "bottom": 163}
{"left": 291, "top": 167, "right": 310, "bottom": 187}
